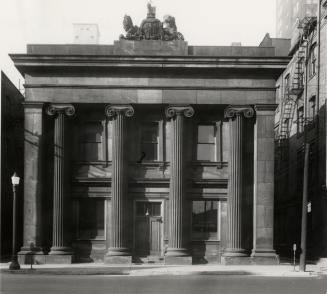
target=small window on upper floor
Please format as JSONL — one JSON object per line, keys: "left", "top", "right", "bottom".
{"left": 297, "top": 106, "right": 304, "bottom": 134}
{"left": 309, "top": 96, "right": 316, "bottom": 121}
{"left": 140, "top": 122, "right": 159, "bottom": 161}
{"left": 80, "top": 121, "right": 104, "bottom": 161}
{"left": 308, "top": 44, "right": 317, "bottom": 78}
{"left": 197, "top": 124, "right": 216, "bottom": 161}
{"left": 285, "top": 74, "right": 290, "bottom": 93}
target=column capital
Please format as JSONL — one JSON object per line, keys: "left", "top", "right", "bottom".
{"left": 224, "top": 105, "right": 254, "bottom": 119}
{"left": 46, "top": 103, "right": 75, "bottom": 116}
{"left": 165, "top": 105, "right": 194, "bottom": 118}
{"left": 105, "top": 104, "right": 134, "bottom": 118}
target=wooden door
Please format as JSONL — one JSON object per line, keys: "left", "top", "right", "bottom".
{"left": 149, "top": 216, "right": 162, "bottom": 255}
{"left": 135, "top": 202, "right": 162, "bottom": 257}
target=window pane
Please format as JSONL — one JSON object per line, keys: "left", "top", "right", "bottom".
{"left": 141, "top": 123, "right": 158, "bottom": 143}
{"left": 141, "top": 143, "right": 158, "bottom": 161}
{"left": 151, "top": 203, "right": 161, "bottom": 216}
{"left": 84, "top": 122, "right": 103, "bottom": 142}
{"left": 198, "top": 125, "right": 215, "bottom": 143}
{"left": 78, "top": 199, "right": 104, "bottom": 239}
{"left": 83, "top": 143, "right": 102, "bottom": 161}
{"left": 197, "top": 144, "right": 215, "bottom": 161}
{"left": 192, "top": 200, "right": 218, "bottom": 240}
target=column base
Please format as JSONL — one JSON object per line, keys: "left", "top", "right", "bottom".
{"left": 165, "top": 256, "right": 192, "bottom": 265}
{"left": 222, "top": 248, "right": 250, "bottom": 265}
{"left": 221, "top": 256, "right": 251, "bottom": 265}
{"left": 46, "top": 246, "right": 74, "bottom": 263}
{"left": 164, "top": 248, "right": 192, "bottom": 264}
{"left": 45, "top": 254, "right": 74, "bottom": 264}
{"left": 250, "top": 249, "right": 279, "bottom": 265}
{"left": 165, "top": 248, "right": 190, "bottom": 257}
{"left": 104, "top": 247, "right": 132, "bottom": 264}
{"left": 223, "top": 248, "right": 248, "bottom": 257}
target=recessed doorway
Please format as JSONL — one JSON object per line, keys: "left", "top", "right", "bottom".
{"left": 134, "top": 201, "right": 163, "bottom": 259}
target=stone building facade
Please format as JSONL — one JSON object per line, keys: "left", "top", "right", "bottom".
{"left": 10, "top": 8, "right": 291, "bottom": 265}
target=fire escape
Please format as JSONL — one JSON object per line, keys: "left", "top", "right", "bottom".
{"left": 275, "top": 16, "right": 316, "bottom": 176}
{"left": 277, "top": 16, "right": 317, "bottom": 141}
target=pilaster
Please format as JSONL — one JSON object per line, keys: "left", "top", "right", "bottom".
{"left": 18, "top": 102, "right": 45, "bottom": 264}
{"left": 251, "top": 104, "right": 279, "bottom": 264}
{"left": 164, "top": 105, "right": 194, "bottom": 265}
{"left": 104, "top": 105, "right": 134, "bottom": 264}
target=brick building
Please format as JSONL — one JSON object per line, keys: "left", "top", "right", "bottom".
{"left": 274, "top": 0, "right": 327, "bottom": 264}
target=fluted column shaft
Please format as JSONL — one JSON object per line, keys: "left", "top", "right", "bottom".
{"left": 105, "top": 105, "right": 134, "bottom": 257}
{"left": 165, "top": 105, "right": 194, "bottom": 257}
{"left": 47, "top": 104, "right": 75, "bottom": 255}
{"left": 224, "top": 105, "right": 254, "bottom": 257}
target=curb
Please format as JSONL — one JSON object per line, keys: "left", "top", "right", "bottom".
{"left": 0, "top": 268, "right": 129, "bottom": 275}
{"left": 1, "top": 268, "right": 320, "bottom": 277}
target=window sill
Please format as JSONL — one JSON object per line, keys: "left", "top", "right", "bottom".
{"left": 75, "top": 238, "right": 106, "bottom": 241}
{"left": 74, "top": 161, "right": 110, "bottom": 166}
{"left": 191, "top": 239, "right": 221, "bottom": 243}
{"left": 191, "top": 161, "right": 228, "bottom": 168}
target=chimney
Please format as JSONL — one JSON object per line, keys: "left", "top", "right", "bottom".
{"left": 73, "top": 23, "right": 100, "bottom": 44}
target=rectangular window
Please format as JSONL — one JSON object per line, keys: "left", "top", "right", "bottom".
{"left": 197, "top": 124, "right": 216, "bottom": 161}
{"left": 285, "top": 74, "right": 290, "bottom": 94}
{"left": 80, "top": 121, "right": 104, "bottom": 161}
{"left": 309, "top": 45, "right": 317, "bottom": 77}
{"left": 297, "top": 106, "right": 304, "bottom": 133}
{"left": 136, "top": 202, "right": 161, "bottom": 217}
{"left": 77, "top": 198, "right": 105, "bottom": 240}
{"left": 192, "top": 200, "right": 220, "bottom": 240}
{"left": 140, "top": 122, "right": 159, "bottom": 161}
{"left": 309, "top": 96, "right": 316, "bottom": 121}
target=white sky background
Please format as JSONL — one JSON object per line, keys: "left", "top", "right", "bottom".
{"left": 0, "top": 0, "right": 276, "bottom": 89}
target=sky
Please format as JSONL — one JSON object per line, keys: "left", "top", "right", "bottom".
{"left": 0, "top": 0, "right": 276, "bottom": 89}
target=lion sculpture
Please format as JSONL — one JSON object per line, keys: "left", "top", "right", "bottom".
{"left": 162, "top": 15, "right": 184, "bottom": 41}
{"left": 120, "top": 15, "right": 141, "bottom": 40}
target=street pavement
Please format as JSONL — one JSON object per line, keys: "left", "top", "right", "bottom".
{"left": 1, "top": 274, "right": 327, "bottom": 294}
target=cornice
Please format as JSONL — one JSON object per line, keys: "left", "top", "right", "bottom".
{"left": 23, "top": 84, "right": 277, "bottom": 92}
{"left": 10, "top": 54, "right": 291, "bottom": 75}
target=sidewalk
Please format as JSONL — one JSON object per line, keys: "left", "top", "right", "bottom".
{"left": 0, "top": 262, "right": 325, "bottom": 277}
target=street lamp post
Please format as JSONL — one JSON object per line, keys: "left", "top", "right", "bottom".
{"left": 9, "top": 172, "right": 20, "bottom": 270}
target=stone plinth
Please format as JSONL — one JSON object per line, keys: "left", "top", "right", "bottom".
{"left": 113, "top": 40, "right": 188, "bottom": 55}
{"left": 251, "top": 104, "right": 279, "bottom": 264}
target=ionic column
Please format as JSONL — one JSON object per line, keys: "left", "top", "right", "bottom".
{"left": 223, "top": 105, "right": 254, "bottom": 259}
{"left": 46, "top": 104, "right": 75, "bottom": 259}
{"left": 105, "top": 105, "right": 134, "bottom": 263}
{"left": 251, "top": 104, "right": 279, "bottom": 264}
{"left": 165, "top": 105, "right": 194, "bottom": 264}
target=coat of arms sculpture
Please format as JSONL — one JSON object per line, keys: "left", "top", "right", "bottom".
{"left": 120, "top": 2, "right": 184, "bottom": 41}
